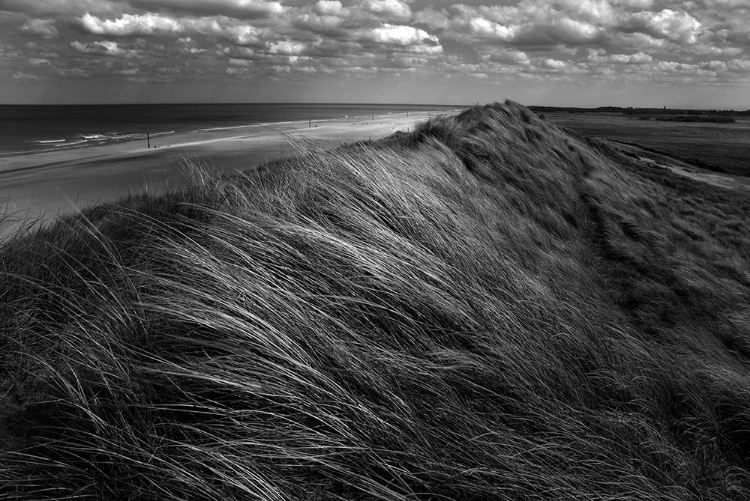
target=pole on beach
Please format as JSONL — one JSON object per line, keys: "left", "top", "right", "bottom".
{"left": 147, "top": 132, "right": 151, "bottom": 149}
{"left": 309, "top": 119, "right": 311, "bottom": 128}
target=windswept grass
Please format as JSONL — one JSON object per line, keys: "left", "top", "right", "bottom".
{"left": 2, "top": 101, "right": 750, "bottom": 500}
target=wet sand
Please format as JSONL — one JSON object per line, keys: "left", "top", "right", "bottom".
{"left": 0, "top": 112, "right": 444, "bottom": 233}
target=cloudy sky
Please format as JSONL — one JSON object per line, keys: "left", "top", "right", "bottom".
{"left": 1, "top": 0, "right": 749, "bottom": 107}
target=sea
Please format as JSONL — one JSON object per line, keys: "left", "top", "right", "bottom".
{"left": 0, "top": 103, "right": 462, "bottom": 156}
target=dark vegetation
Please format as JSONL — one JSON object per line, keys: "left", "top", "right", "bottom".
{"left": 2, "top": 102, "right": 750, "bottom": 499}
{"left": 531, "top": 105, "right": 750, "bottom": 117}
{"left": 542, "top": 111, "right": 750, "bottom": 176}
{"left": 655, "top": 116, "right": 736, "bottom": 123}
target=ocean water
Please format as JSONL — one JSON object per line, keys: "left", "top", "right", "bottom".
{"left": 0, "top": 103, "right": 460, "bottom": 156}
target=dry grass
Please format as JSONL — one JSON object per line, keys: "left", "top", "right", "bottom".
{"left": 2, "top": 102, "right": 750, "bottom": 500}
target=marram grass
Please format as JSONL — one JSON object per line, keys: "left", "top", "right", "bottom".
{"left": 2, "top": 102, "right": 750, "bottom": 500}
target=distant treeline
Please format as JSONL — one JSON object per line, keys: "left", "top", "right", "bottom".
{"left": 530, "top": 106, "right": 750, "bottom": 116}
{"left": 654, "top": 115, "right": 736, "bottom": 123}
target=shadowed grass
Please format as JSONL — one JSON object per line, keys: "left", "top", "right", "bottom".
{"left": 2, "top": 101, "right": 750, "bottom": 499}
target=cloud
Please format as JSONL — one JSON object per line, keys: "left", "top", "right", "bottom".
{"left": 363, "top": 23, "right": 441, "bottom": 53}
{"left": 70, "top": 40, "right": 140, "bottom": 58}
{"left": 5, "top": 0, "right": 750, "bottom": 96}
{"left": 220, "top": 45, "right": 256, "bottom": 59}
{"left": 706, "top": 0, "right": 748, "bottom": 9}
{"left": 268, "top": 40, "right": 307, "bottom": 56}
{"left": 0, "top": 0, "right": 118, "bottom": 16}
{"left": 414, "top": 3, "right": 607, "bottom": 47}
{"left": 12, "top": 71, "right": 39, "bottom": 80}
{"left": 727, "top": 59, "right": 750, "bottom": 71}
{"left": 58, "top": 67, "right": 91, "bottom": 77}
{"left": 228, "top": 57, "right": 251, "bottom": 66}
{"left": 28, "top": 57, "right": 51, "bottom": 65}
{"left": 613, "top": 0, "right": 654, "bottom": 8}
{"left": 126, "top": 0, "right": 286, "bottom": 20}
{"left": 223, "top": 25, "right": 262, "bottom": 45}
{"left": 79, "top": 12, "right": 264, "bottom": 45}
{"left": 543, "top": 58, "right": 568, "bottom": 70}
{"left": 80, "top": 12, "right": 184, "bottom": 37}
{"left": 21, "top": 19, "right": 59, "bottom": 39}
{"left": 314, "top": 0, "right": 347, "bottom": 17}
{"left": 486, "top": 49, "right": 530, "bottom": 65}
{"left": 622, "top": 9, "right": 702, "bottom": 44}
{"left": 467, "top": 17, "right": 517, "bottom": 42}
{"left": 587, "top": 50, "right": 653, "bottom": 64}
{"left": 364, "top": 0, "right": 412, "bottom": 22}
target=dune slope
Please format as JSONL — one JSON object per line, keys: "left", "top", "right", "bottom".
{"left": 2, "top": 101, "right": 750, "bottom": 500}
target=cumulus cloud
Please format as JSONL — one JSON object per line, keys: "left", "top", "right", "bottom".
{"left": 5, "top": 0, "right": 750, "bottom": 92}
{"left": 0, "top": 0, "right": 118, "bottom": 16}
{"left": 12, "top": 71, "right": 39, "bottom": 80}
{"left": 314, "top": 0, "right": 347, "bottom": 17}
{"left": 706, "top": 0, "right": 748, "bottom": 9}
{"left": 70, "top": 40, "right": 140, "bottom": 58}
{"left": 362, "top": 23, "right": 442, "bottom": 54}
{"left": 727, "top": 59, "right": 750, "bottom": 71}
{"left": 364, "top": 0, "right": 412, "bottom": 22}
{"left": 28, "top": 57, "right": 51, "bottom": 65}
{"left": 486, "top": 49, "right": 530, "bottom": 65}
{"left": 543, "top": 58, "right": 568, "bottom": 70}
{"left": 588, "top": 50, "right": 653, "bottom": 64}
{"left": 79, "top": 12, "right": 263, "bottom": 45}
{"left": 268, "top": 40, "right": 307, "bottom": 56}
{"left": 80, "top": 12, "right": 184, "bottom": 36}
{"left": 624, "top": 9, "right": 702, "bottom": 44}
{"left": 21, "top": 19, "right": 59, "bottom": 39}
{"left": 126, "top": 0, "right": 286, "bottom": 20}
{"left": 613, "top": 0, "right": 654, "bottom": 8}
{"left": 467, "top": 17, "right": 517, "bottom": 41}
{"left": 228, "top": 57, "right": 251, "bottom": 66}
{"left": 221, "top": 45, "right": 256, "bottom": 59}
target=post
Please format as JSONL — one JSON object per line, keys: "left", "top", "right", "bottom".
{"left": 309, "top": 119, "right": 311, "bottom": 128}
{"left": 147, "top": 132, "right": 150, "bottom": 149}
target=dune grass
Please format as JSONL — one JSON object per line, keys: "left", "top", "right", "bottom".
{"left": 2, "top": 101, "right": 750, "bottom": 499}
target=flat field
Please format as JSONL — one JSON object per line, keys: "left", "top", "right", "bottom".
{"left": 545, "top": 112, "right": 750, "bottom": 176}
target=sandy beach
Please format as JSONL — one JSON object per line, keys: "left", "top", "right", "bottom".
{"left": 0, "top": 112, "right": 446, "bottom": 233}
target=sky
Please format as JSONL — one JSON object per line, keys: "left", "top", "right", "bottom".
{"left": 1, "top": 0, "right": 749, "bottom": 107}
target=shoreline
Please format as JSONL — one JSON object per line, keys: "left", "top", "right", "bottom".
{"left": 0, "top": 111, "right": 459, "bottom": 235}
{"left": 0, "top": 111, "right": 453, "bottom": 174}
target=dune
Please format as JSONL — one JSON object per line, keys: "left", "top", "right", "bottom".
{"left": 2, "top": 102, "right": 750, "bottom": 499}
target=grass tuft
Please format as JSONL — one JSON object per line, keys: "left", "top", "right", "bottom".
{"left": 2, "top": 101, "right": 750, "bottom": 499}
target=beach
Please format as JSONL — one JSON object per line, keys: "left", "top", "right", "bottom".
{"left": 0, "top": 112, "right": 445, "bottom": 233}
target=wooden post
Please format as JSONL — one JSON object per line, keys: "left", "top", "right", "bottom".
{"left": 147, "top": 132, "right": 150, "bottom": 149}
{"left": 309, "top": 119, "right": 311, "bottom": 128}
